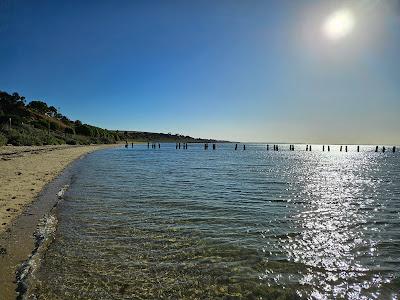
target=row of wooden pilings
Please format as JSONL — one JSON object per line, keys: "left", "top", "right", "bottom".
{"left": 207, "top": 144, "right": 396, "bottom": 152}
{"left": 175, "top": 142, "right": 188, "bottom": 149}
{"left": 305, "top": 145, "right": 396, "bottom": 153}
{"left": 144, "top": 142, "right": 160, "bottom": 149}
{"left": 127, "top": 142, "right": 396, "bottom": 153}
{"left": 204, "top": 143, "right": 222, "bottom": 150}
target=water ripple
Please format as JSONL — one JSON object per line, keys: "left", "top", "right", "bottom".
{"left": 30, "top": 144, "right": 400, "bottom": 299}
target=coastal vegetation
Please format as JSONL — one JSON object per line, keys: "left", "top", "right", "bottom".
{"left": 0, "top": 90, "right": 217, "bottom": 146}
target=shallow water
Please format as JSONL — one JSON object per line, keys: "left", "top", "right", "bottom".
{"left": 29, "top": 144, "right": 400, "bottom": 299}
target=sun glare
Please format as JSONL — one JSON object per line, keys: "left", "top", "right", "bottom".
{"left": 322, "top": 9, "right": 355, "bottom": 41}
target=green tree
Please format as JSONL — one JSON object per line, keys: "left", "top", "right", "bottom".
{"left": 0, "top": 91, "right": 26, "bottom": 114}
{"left": 64, "top": 127, "right": 75, "bottom": 135}
{"left": 27, "top": 100, "right": 49, "bottom": 114}
{"left": 75, "top": 124, "right": 93, "bottom": 136}
{"left": 48, "top": 106, "right": 58, "bottom": 117}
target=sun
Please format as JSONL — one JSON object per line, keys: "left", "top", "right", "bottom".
{"left": 322, "top": 9, "right": 355, "bottom": 41}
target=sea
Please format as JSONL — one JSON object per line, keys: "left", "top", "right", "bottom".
{"left": 24, "top": 143, "right": 400, "bottom": 299}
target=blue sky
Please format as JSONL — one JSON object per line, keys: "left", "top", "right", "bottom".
{"left": 1, "top": 0, "right": 399, "bottom": 143}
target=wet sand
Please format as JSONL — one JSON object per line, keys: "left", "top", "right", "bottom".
{"left": 0, "top": 145, "right": 117, "bottom": 234}
{"left": 0, "top": 144, "right": 117, "bottom": 299}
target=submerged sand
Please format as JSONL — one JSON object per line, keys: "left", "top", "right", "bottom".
{"left": 0, "top": 145, "right": 115, "bottom": 234}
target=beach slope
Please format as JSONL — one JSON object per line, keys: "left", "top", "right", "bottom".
{"left": 0, "top": 145, "right": 113, "bottom": 234}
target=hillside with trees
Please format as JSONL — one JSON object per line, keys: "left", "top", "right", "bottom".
{"left": 0, "top": 90, "right": 219, "bottom": 146}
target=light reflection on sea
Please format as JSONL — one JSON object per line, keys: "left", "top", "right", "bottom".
{"left": 29, "top": 144, "right": 400, "bottom": 299}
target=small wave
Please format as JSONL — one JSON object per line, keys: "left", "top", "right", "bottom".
{"left": 16, "top": 185, "right": 69, "bottom": 300}
{"left": 57, "top": 185, "right": 69, "bottom": 199}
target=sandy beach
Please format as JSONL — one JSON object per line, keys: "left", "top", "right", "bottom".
{"left": 0, "top": 144, "right": 118, "bottom": 299}
{"left": 0, "top": 145, "right": 115, "bottom": 234}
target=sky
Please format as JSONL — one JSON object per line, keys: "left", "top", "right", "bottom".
{"left": 1, "top": 0, "right": 399, "bottom": 144}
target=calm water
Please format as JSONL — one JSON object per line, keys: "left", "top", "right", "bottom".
{"left": 28, "top": 144, "right": 400, "bottom": 299}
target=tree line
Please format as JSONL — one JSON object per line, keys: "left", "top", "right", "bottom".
{"left": 0, "top": 90, "right": 218, "bottom": 146}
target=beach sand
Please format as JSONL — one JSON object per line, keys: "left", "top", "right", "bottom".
{"left": 0, "top": 145, "right": 115, "bottom": 234}
{"left": 0, "top": 144, "right": 118, "bottom": 299}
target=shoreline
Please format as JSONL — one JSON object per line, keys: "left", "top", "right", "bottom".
{"left": 0, "top": 144, "right": 119, "bottom": 300}
{"left": 0, "top": 144, "right": 120, "bottom": 234}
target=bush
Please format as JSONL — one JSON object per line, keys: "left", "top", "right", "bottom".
{"left": 65, "top": 138, "right": 77, "bottom": 145}
{"left": 6, "top": 129, "right": 41, "bottom": 146}
{"left": 100, "top": 135, "right": 116, "bottom": 144}
{"left": 31, "top": 119, "right": 49, "bottom": 130}
{"left": 64, "top": 127, "right": 75, "bottom": 135}
{"left": 3, "top": 125, "right": 67, "bottom": 146}
{"left": 70, "top": 134, "right": 91, "bottom": 145}
{"left": 43, "top": 135, "right": 57, "bottom": 145}
{"left": 49, "top": 121, "right": 61, "bottom": 131}
{"left": 0, "top": 132, "right": 7, "bottom": 146}
{"left": 75, "top": 124, "right": 93, "bottom": 136}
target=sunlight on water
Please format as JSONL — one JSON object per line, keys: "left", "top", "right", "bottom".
{"left": 28, "top": 144, "right": 400, "bottom": 299}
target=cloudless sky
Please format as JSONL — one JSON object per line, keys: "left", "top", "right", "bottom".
{"left": 1, "top": 0, "right": 399, "bottom": 143}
